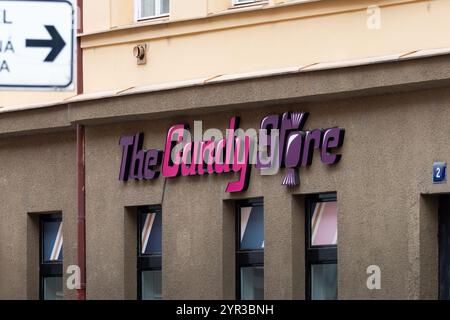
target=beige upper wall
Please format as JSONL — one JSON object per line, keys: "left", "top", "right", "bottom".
{"left": 83, "top": 0, "right": 358, "bottom": 34}
{"left": 2, "top": 0, "right": 449, "bottom": 106}
{"left": 0, "top": 92, "right": 75, "bottom": 110}
{"left": 84, "top": 0, "right": 111, "bottom": 32}
{"left": 81, "top": 0, "right": 450, "bottom": 93}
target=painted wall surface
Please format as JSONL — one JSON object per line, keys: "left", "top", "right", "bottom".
{"left": 0, "top": 92, "right": 75, "bottom": 110}
{"left": 81, "top": 0, "right": 450, "bottom": 93}
{"left": 3, "top": 0, "right": 449, "bottom": 107}
{"left": 171, "top": 0, "right": 208, "bottom": 21}
{"left": 110, "top": 0, "right": 135, "bottom": 27}
{"left": 83, "top": 0, "right": 111, "bottom": 33}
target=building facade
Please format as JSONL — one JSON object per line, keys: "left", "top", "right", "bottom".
{"left": 1, "top": 0, "right": 450, "bottom": 300}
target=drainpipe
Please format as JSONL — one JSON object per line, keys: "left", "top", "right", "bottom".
{"left": 76, "top": 0, "right": 86, "bottom": 301}
{"left": 76, "top": 124, "right": 86, "bottom": 300}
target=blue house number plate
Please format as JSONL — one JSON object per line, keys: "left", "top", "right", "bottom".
{"left": 433, "top": 162, "right": 447, "bottom": 183}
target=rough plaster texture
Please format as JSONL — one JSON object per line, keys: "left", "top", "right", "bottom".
{"left": 82, "top": 91, "right": 445, "bottom": 299}
{"left": 0, "top": 132, "right": 77, "bottom": 300}
{"left": 2, "top": 57, "right": 450, "bottom": 299}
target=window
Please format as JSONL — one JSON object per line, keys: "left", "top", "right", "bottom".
{"left": 40, "top": 214, "right": 63, "bottom": 300}
{"left": 306, "top": 193, "right": 338, "bottom": 300}
{"left": 137, "top": 206, "right": 162, "bottom": 300}
{"left": 439, "top": 195, "right": 450, "bottom": 299}
{"left": 136, "top": 0, "right": 169, "bottom": 20}
{"left": 236, "top": 198, "right": 264, "bottom": 300}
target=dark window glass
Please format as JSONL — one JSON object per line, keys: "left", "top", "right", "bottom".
{"left": 239, "top": 205, "right": 264, "bottom": 250}
{"left": 43, "top": 277, "right": 64, "bottom": 300}
{"left": 439, "top": 195, "right": 450, "bottom": 299}
{"left": 310, "top": 200, "right": 337, "bottom": 247}
{"left": 43, "top": 220, "right": 63, "bottom": 262}
{"left": 40, "top": 214, "right": 63, "bottom": 300}
{"left": 311, "top": 263, "right": 337, "bottom": 300}
{"left": 306, "top": 194, "right": 337, "bottom": 300}
{"left": 140, "top": 211, "right": 162, "bottom": 254}
{"left": 236, "top": 198, "right": 264, "bottom": 300}
{"left": 240, "top": 266, "right": 264, "bottom": 300}
{"left": 141, "top": 270, "right": 162, "bottom": 300}
{"left": 138, "top": 206, "right": 162, "bottom": 300}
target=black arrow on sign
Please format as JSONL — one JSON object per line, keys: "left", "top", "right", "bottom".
{"left": 26, "top": 25, "right": 66, "bottom": 62}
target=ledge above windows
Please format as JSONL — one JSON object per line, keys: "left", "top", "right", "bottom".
{"left": 131, "top": 0, "right": 320, "bottom": 25}
{"left": 232, "top": 0, "right": 268, "bottom": 7}
{"left": 228, "top": 0, "right": 269, "bottom": 13}
{"left": 83, "top": 0, "right": 327, "bottom": 37}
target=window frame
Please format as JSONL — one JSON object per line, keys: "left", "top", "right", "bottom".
{"left": 305, "top": 193, "right": 338, "bottom": 300}
{"left": 135, "top": 0, "right": 170, "bottom": 22}
{"left": 137, "top": 205, "right": 162, "bottom": 300}
{"left": 235, "top": 198, "right": 264, "bottom": 300}
{"left": 438, "top": 195, "right": 450, "bottom": 299}
{"left": 232, "top": 0, "right": 261, "bottom": 6}
{"left": 39, "top": 213, "right": 63, "bottom": 300}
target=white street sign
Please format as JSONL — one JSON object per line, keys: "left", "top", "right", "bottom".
{"left": 0, "top": 0, "right": 75, "bottom": 90}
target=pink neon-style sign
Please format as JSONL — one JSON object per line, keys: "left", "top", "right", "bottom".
{"left": 119, "top": 112, "right": 345, "bottom": 193}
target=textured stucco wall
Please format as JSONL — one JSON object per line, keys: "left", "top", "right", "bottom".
{"left": 3, "top": 63, "right": 450, "bottom": 299}
{"left": 81, "top": 87, "right": 448, "bottom": 299}
{"left": 0, "top": 132, "right": 77, "bottom": 300}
